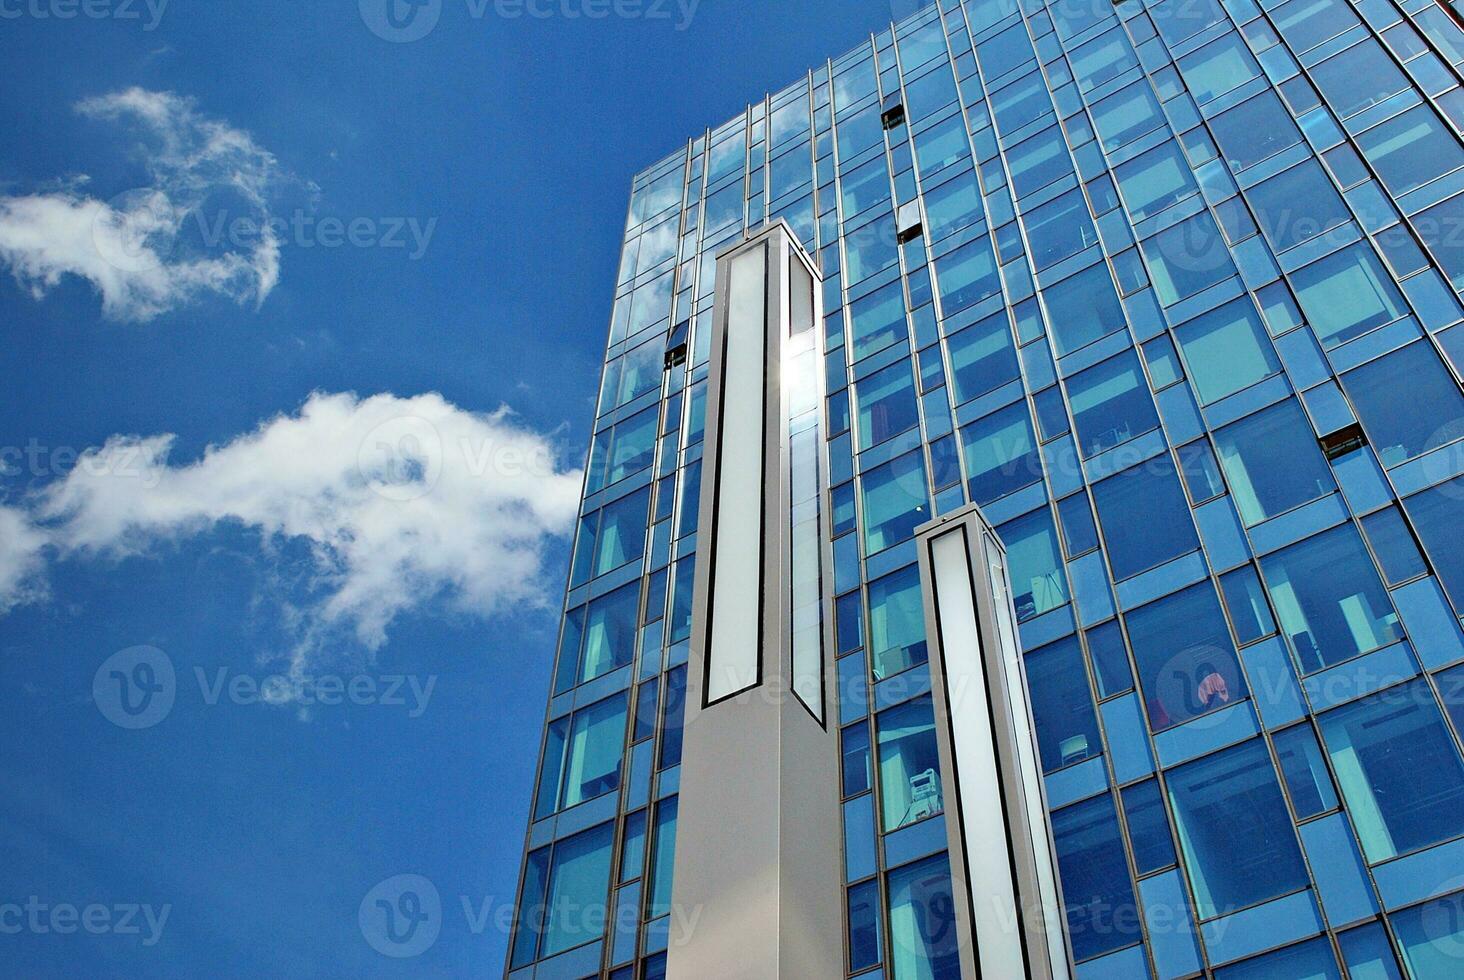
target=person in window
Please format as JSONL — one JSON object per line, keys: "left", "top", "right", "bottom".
{"left": 1195, "top": 661, "right": 1230, "bottom": 710}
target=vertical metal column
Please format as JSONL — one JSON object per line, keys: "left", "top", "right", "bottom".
{"left": 666, "top": 222, "right": 843, "bottom": 979}
{"left": 916, "top": 503, "right": 1076, "bottom": 980}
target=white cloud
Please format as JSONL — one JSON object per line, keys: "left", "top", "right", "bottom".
{"left": 0, "top": 504, "right": 48, "bottom": 615}
{"left": 18, "top": 391, "right": 582, "bottom": 665}
{"left": 0, "top": 88, "right": 286, "bottom": 321}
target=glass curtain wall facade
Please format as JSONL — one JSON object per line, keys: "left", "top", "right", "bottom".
{"left": 510, "top": 0, "right": 1464, "bottom": 976}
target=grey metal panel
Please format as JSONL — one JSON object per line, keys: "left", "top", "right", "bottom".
{"left": 916, "top": 502, "right": 1077, "bottom": 980}
{"left": 666, "top": 222, "right": 844, "bottom": 979}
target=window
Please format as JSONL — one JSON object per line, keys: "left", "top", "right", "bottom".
{"left": 1167, "top": 739, "right": 1309, "bottom": 919}
{"left": 934, "top": 236, "right": 1000, "bottom": 315}
{"left": 1027, "top": 636, "right": 1102, "bottom": 772}
{"left": 1209, "top": 91, "right": 1303, "bottom": 171}
{"left": 1150, "top": 0, "right": 1226, "bottom": 46}
{"left": 914, "top": 114, "right": 971, "bottom": 177}
{"left": 977, "top": 21, "right": 1038, "bottom": 81}
{"left": 541, "top": 822, "right": 615, "bottom": 957}
{"left": 923, "top": 170, "right": 984, "bottom": 240}
{"left": 1177, "top": 33, "right": 1262, "bottom": 104}
{"left": 1220, "top": 565, "right": 1277, "bottom": 645}
{"left": 1051, "top": 0, "right": 1116, "bottom": 39}
{"left": 1088, "top": 621, "right": 1134, "bottom": 697}
{"left": 960, "top": 402, "right": 1043, "bottom": 505}
{"left": 848, "top": 879, "right": 883, "bottom": 972}
{"left": 842, "top": 155, "right": 893, "bottom": 219}
{"left": 571, "top": 487, "right": 650, "bottom": 586}
{"left": 1090, "top": 82, "right": 1164, "bottom": 152}
{"left": 1215, "top": 936, "right": 1342, "bottom": 979}
{"left": 857, "top": 361, "right": 921, "bottom": 451}
{"left": 1337, "top": 920, "right": 1405, "bottom": 980}
{"left": 572, "top": 581, "right": 639, "bottom": 685}
{"left": 843, "top": 722, "right": 872, "bottom": 797}
{"left": 1273, "top": 722, "right": 1338, "bottom": 819}
{"left": 862, "top": 450, "right": 930, "bottom": 554}
{"left": 658, "top": 665, "right": 687, "bottom": 769}
{"left": 868, "top": 564, "right": 928, "bottom": 680}
{"left": 1067, "top": 350, "right": 1160, "bottom": 457}
{"left": 999, "top": 507, "right": 1069, "bottom": 622}
{"left": 1173, "top": 297, "right": 1280, "bottom": 404}
{"left": 1114, "top": 142, "right": 1196, "bottom": 221}
{"left": 1418, "top": 191, "right": 1464, "bottom": 290}
{"left": 1361, "top": 506, "right": 1428, "bottom": 585}
{"left": 1122, "top": 779, "right": 1177, "bottom": 874}
{"left": 1140, "top": 212, "right": 1235, "bottom": 305}
{"left": 845, "top": 214, "right": 899, "bottom": 285}
{"left": 849, "top": 279, "right": 909, "bottom": 361}
{"left": 707, "top": 131, "right": 746, "bottom": 184}
{"left": 1345, "top": 343, "right": 1464, "bottom": 468}
{"left": 1319, "top": 680, "right": 1464, "bottom": 862}
{"left": 1058, "top": 493, "right": 1098, "bottom": 556}
{"left": 1091, "top": 456, "right": 1200, "bottom": 580}
{"left": 536, "top": 693, "right": 629, "bottom": 819}
{"left": 1310, "top": 41, "right": 1410, "bottom": 118}
{"left": 837, "top": 104, "right": 884, "bottom": 160}
{"left": 887, "top": 854, "right": 962, "bottom": 979}
{"left": 898, "top": 18, "right": 948, "bottom": 71}
{"left": 906, "top": 64, "right": 959, "bottom": 121}
{"left": 1404, "top": 479, "right": 1464, "bottom": 609}
{"left": 646, "top": 796, "right": 678, "bottom": 917}
{"left": 1127, "top": 582, "right": 1248, "bottom": 731}
{"left": 615, "top": 339, "right": 664, "bottom": 408}
{"left": 947, "top": 310, "right": 1019, "bottom": 404}
{"left": 1394, "top": 890, "right": 1464, "bottom": 979}
{"left": 1247, "top": 160, "right": 1352, "bottom": 253}
{"left": 1006, "top": 126, "right": 1071, "bottom": 198}
{"left": 676, "top": 461, "right": 701, "bottom": 539}
{"left": 1357, "top": 104, "right": 1464, "bottom": 198}
{"left": 1271, "top": 0, "right": 1360, "bottom": 51}
{"left": 1070, "top": 27, "right": 1138, "bottom": 93}
{"left": 1041, "top": 262, "right": 1126, "bottom": 355}
{"left": 834, "top": 57, "right": 877, "bottom": 112}
{"left": 1052, "top": 794, "right": 1141, "bottom": 961}
{"left": 877, "top": 695, "right": 943, "bottom": 831}
{"left": 1261, "top": 524, "right": 1403, "bottom": 673}
{"left": 633, "top": 680, "right": 658, "bottom": 743}
{"left": 1024, "top": 189, "right": 1099, "bottom": 270}
{"left": 1213, "top": 400, "right": 1336, "bottom": 525}
{"left": 588, "top": 406, "right": 659, "bottom": 493}
{"left": 992, "top": 70, "right": 1055, "bottom": 134}
{"left": 1292, "top": 243, "right": 1407, "bottom": 349}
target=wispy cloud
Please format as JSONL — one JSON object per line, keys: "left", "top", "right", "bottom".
{"left": 2, "top": 392, "right": 583, "bottom": 670}
{"left": 0, "top": 88, "right": 287, "bottom": 321}
{"left": 0, "top": 504, "right": 48, "bottom": 615}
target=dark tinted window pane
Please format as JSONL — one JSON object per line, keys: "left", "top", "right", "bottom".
{"left": 1167, "top": 739, "right": 1308, "bottom": 919}
{"left": 1091, "top": 455, "right": 1199, "bottom": 579}
{"left": 1343, "top": 341, "right": 1464, "bottom": 467}
{"left": 1067, "top": 350, "right": 1160, "bottom": 457}
{"left": 1052, "top": 794, "right": 1141, "bottom": 960}
{"left": 1027, "top": 636, "right": 1102, "bottom": 772}
{"left": 1122, "top": 779, "right": 1177, "bottom": 874}
{"left": 1126, "top": 582, "right": 1248, "bottom": 731}
{"left": 1404, "top": 478, "right": 1464, "bottom": 609}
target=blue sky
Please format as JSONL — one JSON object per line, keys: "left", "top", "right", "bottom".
{"left": 0, "top": 0, "right": 914, "bottom": 974}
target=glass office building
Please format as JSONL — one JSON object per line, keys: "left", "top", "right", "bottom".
{"left": 509, "top": 0, "right": 1464, "bottom": 976}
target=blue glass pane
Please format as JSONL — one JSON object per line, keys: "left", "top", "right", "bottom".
{"left": 1167, "top": 739, "right": 1308, "bottom": 919}
{"left": 960, "top": 402, "right": 1042, "bottom": 505}
{"left": 877, "top": 694, "right": 944, "bottom": 831}
{"left": 849, "top": 878, "right": 883, "bottom": 971}
{"left": 862, "top": 451, "right": 931, "bottom": 554}
{"left": 1052, "top": 793, "right": 1141, "bottom": 961}
{"left": 1404, "top": 478, "right": 1464, "bottom": 610}
{"left": 1122, "top": 778, "right": 1177, "bottom": 874}
{"left": 1066, "top": 350, "right": 1160, "bottom": 457}
{"left": 1392, "top": 890, "right": 1464, "bottom": 979}
{"left": 1259, "top": 523, "right": 1403, "bottom": 674}
{"left": 887, "top": 853, "right": 962, "bottom": 980}
{"left": 1027, "top": 636, "right": 1102, "bottom": 772}
{"left": 1091, "top": 455, "right": 1199, "bottom": 580}
{"left": 868, "top": 564, "right": 929, "bottom": 680}
{"left": 1126, "top": 582, "right": 1248, "bottom": 732}
{"left": 1318, "top": 680, "right": 1464, "bottom": 863}
{"left": 998, "top": 507, "right": 1070, "bottom": 623}
{"left": 1213, "top": 399, "right": 1335, "bottom": 526}
{"left": 1214, "top": 934, "right": 1342, "bottom": 979}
